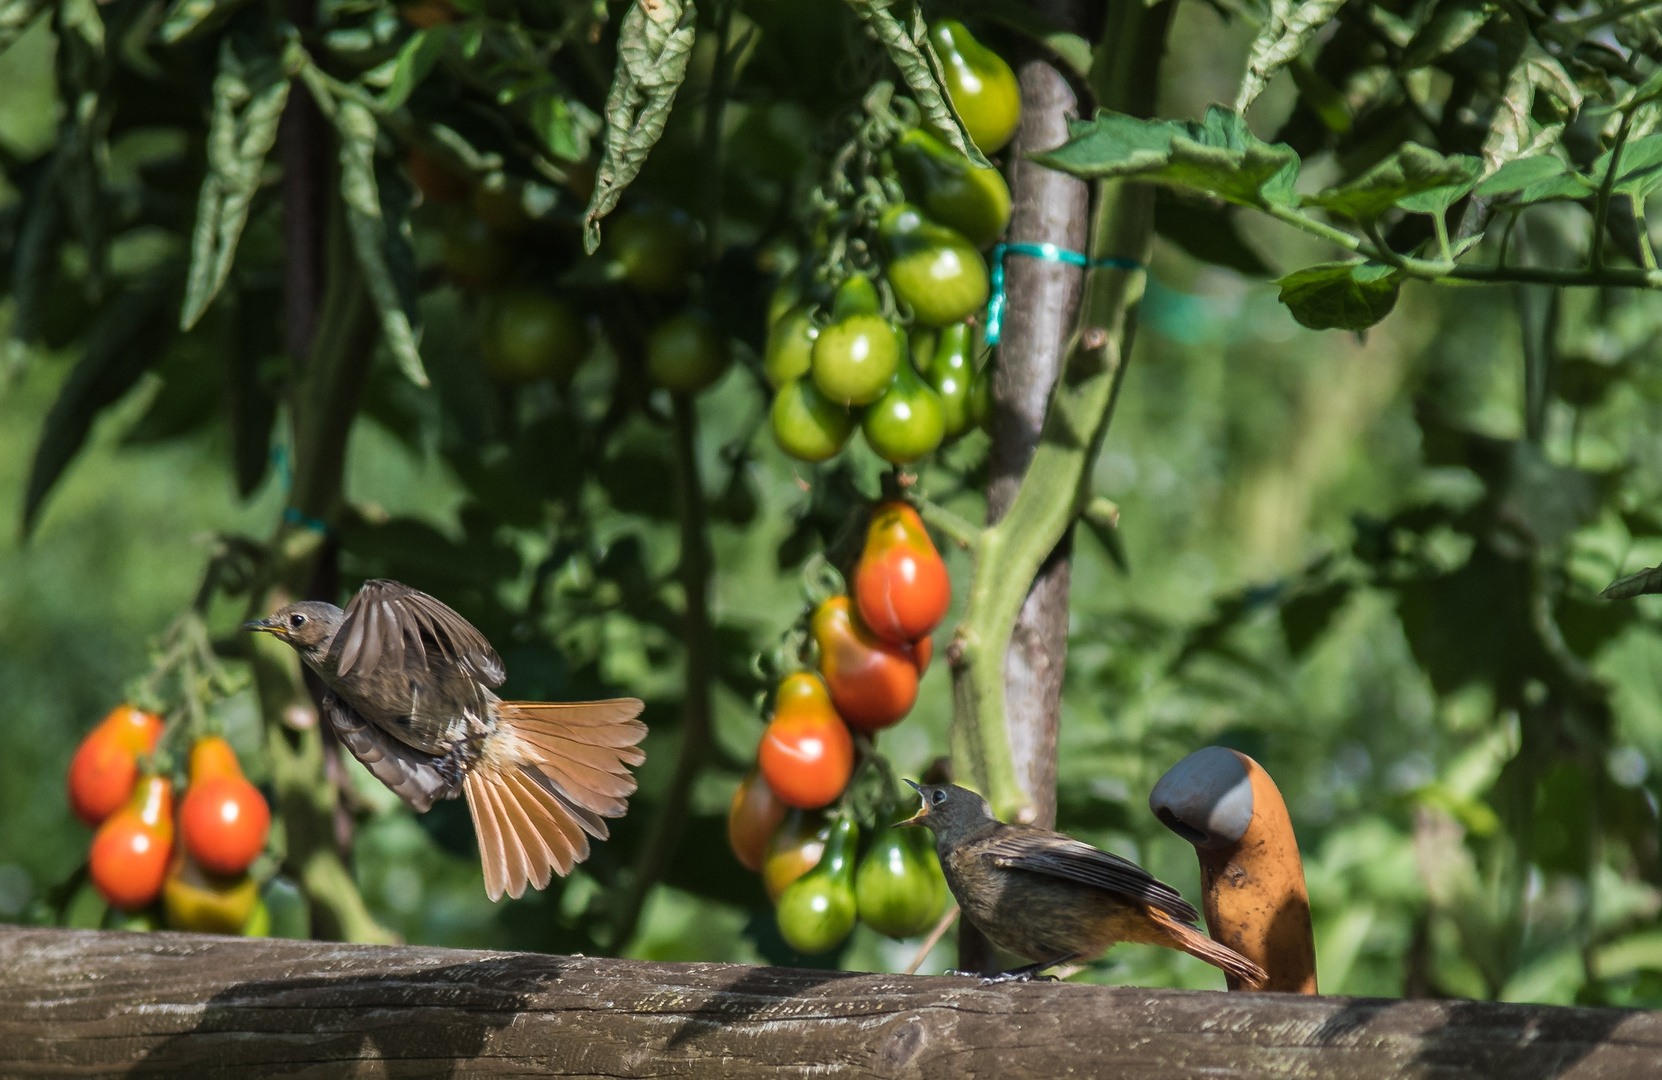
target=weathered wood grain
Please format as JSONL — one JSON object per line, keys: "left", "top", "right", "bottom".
{"left": 2, "top": 926, "right": 1659, "bottom": 1078}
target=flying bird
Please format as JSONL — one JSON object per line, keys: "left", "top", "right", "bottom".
{"left": 901, "top": 781, "right": 1266, "bottom": 986}
{"left": 247, "top": 579, "right": 646, "bottom": 901}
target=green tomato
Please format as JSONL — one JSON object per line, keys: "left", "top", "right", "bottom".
{"left": 443, "top": 212, "right": 514, "bottom": 290}
{"left": 812, "top": 314, "right": 899, "bottom": 405}
{"left": 481, "top": 289, "right": 591, "bottom": 386}
{"left": 929, "top": 20, "right": 1022, "bottom": 154}
{"left": 862, "top": 329, "right": 945, "bottom": 464}
{"left": 772, "top": 378, "right": 855, "bottom": 462}
{"left": 893, "top": 128, "right": 1012, "bottom": 249}
{"left": 830, "top": 273, "right": 882, "bottom": 319}
{"left": 240, "top": 896, "right": 272, "bottom": 937}
{"left": 765, "top": 304, "right": 818, "bottom": 388}
{"left": 855, "top": 826, "right": 945, "bottom": 939}
{"left": 604, "top": 208, "right": 695, "bottom": 295}
{"left": 768, "top": 275, "right": 803, "bottom": 328}
{"left": 648, "top": 310, "right": 730, "bottom": 393}
{"left": 926, "top": 322, "right": 976, "bottom": 439}
{"left": 775, "top": 818, "right": 858, "bottom": 954}
{"left": 262, "top": 875, "right": 311, "bottom": 940}
{"left": 879, "top": 204, "right": 989, "bottom": 328}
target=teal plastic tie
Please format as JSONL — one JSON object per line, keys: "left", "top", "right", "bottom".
{"left": 984, "top": 243, "right": 1143, "bottom": 346}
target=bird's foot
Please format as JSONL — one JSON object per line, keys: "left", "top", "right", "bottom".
{"left": 944, "top": 969, "right": 982, "bottom": 979}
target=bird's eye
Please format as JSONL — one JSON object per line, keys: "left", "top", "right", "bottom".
{"left": 932, "top": 790, "right": 947, "bottom": 805}
{"left": 289, "top": 613, "right": 306, "bottom": 628}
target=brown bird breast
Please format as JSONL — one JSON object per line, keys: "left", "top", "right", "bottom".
{"left": 942, "top": 844, "right": 1151, "bottom": 962}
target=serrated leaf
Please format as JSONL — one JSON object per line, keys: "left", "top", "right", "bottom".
{"left": 1474, "top": 153, "right": 1567, "bottom": 196}
{"left": 1601, "top": 564, "right": 1662, "bottom": 599}
{"left": 23, "top": 266, "right": 183, "bottom": 536}
{"left": 582, "top": 0, "right": 697, "bottom": 253}
{"left": 1235, "top": 0, "right": 1345, "bottom": 112}
{"left": 180, "top": 40, "right": 289, "bottom": 331}
{"left": 378, "top": 26, "right": 447, "bottom": 112}
{"left": 1401, "top": 0, "right": 1494, "bottom": 71}
{"left": 1277, "top": 260, "right": 1400, "bottom": 331}
{"left": 155, "top": 0, "right": 252, "bottom": 45}
{"left": 1481, "top": 43, "right": 1582, "bottom": 175}
{"left": 1033, "top": 105, "right": 1302, "bottom": 211}
{"left": 846, "top": 0, "right": 988, "bottom": 168}
{"left": 336, "top": 99, "right": 428, "bottom": 387}
{"left": 1304, "top": 143, "right": 1480, "bottom": 221}
{"left": 0, "top": 0, "right": 48, "bottom": 55}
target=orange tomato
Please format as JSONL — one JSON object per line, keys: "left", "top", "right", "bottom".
{"left": 911, "top": 634, "right": 933, "bottom": 676}
{"left": 854, "top": 502, "right": 951, "bottom": 645}
{"left": 762, "top": 809, "right": 829, "bottom": 903}
{"left": 67, "top": 706, "right": 163, "bottom": 827}
{"left": 89, "top": 774, "right": 174, "bottom": 910}
{"left": 728, "top": 769, "right": 789, "bottom": 873}
{"left": 811, "top": 596, "right": 919, "bottom": 732}
{"left": 757, "top": 672, "right": 854, "bottom": 809}
{"left": 180, "top": 738, "right": 270, "bottom": 876}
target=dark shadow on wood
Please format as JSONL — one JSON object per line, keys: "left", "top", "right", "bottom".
{"left": 664, "top": 964, "right": 854, "bottom": 1048}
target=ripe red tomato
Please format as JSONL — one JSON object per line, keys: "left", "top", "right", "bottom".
{"left": 181, "top": 775, "right": 271, "bottom": 876}
{"left": 757, "top": 672, "right": 854, "bottom": 809}
{"left": 89, "top": 774, "right": 174, "bottom": 910}
{"left": 68, "top": 706, "right": 163, "bottom": 827}
{"left": 811, "top": 596, "right": 919, "bottom": 731}
{"left": 728, "top": 769, "right": 789, "bottom": 873}
{"left": 855, "top": 502, "right": 951, "bottom": 645}
{"left": 912, "top": 634, "right": 933, "bottom": 676}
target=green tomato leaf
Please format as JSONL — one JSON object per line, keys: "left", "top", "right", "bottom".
{"left": 377, "top": 26, "right": 448, "bottom": 112}
{"left": 844, "top": 0, "right": 989, "bottom": 169}
{"left": 1474, "top": 154, "right": 1567, "bottom": 197}
{"left": 1598, "top": 132, "right": 1662, "bottom": 199}
{"left": 1400, "top": 0, "right": 1494, "bottom": 71}
{"left": 1033, "top": 106, "right": 1302, "bottom": 211}
{"left": 1277, "top": 260, "right": 1400, "bottom": 331}
{"left": 1601, "top": 564, "right": 1662, "bottom": 599}
{"left": 1481, "top": 43, "right": 1581, "bottom": 175}
{"left": 0, "top": 0, "right": 49, "bottom": 56}
{"left": 336, "top": 100, "right": 429, "bottom": 387}
{"left": 582, "top": 0, "right": 697, "bottom": 253}
{"left": 1303, "top": 143, "right": 1480, "bottom": 221}
{"left": 1235, "top": 0, "right": 1345, "bottom": 112}
{"left": 180, "top": 40, "right": 290, "bottom": 331}
{"left": 155, "top": 0, "right": 253, "bottom": 45}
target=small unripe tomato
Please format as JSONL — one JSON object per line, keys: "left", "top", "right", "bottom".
{"left": 776, "top": 817, "right": 858, "bottom": 954}
{"left": 729, "top": 769, "right": 789, "bottom": 873}
{"left": 604, "top": 208, "right": 695, "bottom": 295}
{"left": 861, "top": 334, "right": 946, "bottom": 465}
{"left": 879, "top": 204, "right": 988, "bottom": 328}
{"left": 89, "top": 775, "right": 174, "bottom": 911}
{"left": 811, "top": 315, "right": 898, "bottom": 406}
{"left": 811, "top": 596, "right": 919, "bottom": 731}
{"left": 855, "top": 825, "right": 945, "bottom": 939}
{"left": 929, "top": 20, "right": 1022, "bottom": 154}
{"left": 180, "top": 775, "right": 271, "bottom": 876}
{"left": 757, "top": 672, "right": 855, "bottom": 810}
{"left": 648, "top": 310, "right": 730, "bottom": 393}
{"left": 771, "top": 378, "right": 855, "bottom": 463}
{"left": 764, "top": 304, "right": 818, "bottom": 388}
{"left": 481, "top": 289, "right": 591, "bottom": 386}
{"left": 855, "top": 502, "right": 951, "bottom": 644}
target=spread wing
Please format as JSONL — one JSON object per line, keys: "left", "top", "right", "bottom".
{"left": 320, "top": 693, "right": 456, "bottom": 813}
{"left": 333, "top": 579, "right": 505, "bottom": 687}
{"left": 983, "top": 829, "right": 1201, "bottom": 923}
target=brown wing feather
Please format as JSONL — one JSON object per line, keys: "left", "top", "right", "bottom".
{"left": 335, "top": 580, "right": 505, "bottom": 686}
{"left": 985, "top": 830, "right": 1201, "bottom": 923}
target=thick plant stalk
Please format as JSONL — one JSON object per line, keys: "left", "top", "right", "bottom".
{"left": 948, "top": 0, "right": 1170, "bottom": 826}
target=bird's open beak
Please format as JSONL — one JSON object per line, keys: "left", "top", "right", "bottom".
{"left": 895, "top": 778, "right": 928, "bottom": 827}
{"left": 242, "top": 616, "right": 283, "bottom": 635}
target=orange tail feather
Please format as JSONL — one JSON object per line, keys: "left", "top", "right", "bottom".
{"left": 1143, "top": 907, "right": 1268, "bottom": 989}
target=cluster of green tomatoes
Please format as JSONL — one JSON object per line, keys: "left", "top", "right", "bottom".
{"left": 765, "top": 20, "right": 1020, "bottom": 466}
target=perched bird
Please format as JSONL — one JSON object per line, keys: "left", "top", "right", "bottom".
{"left": 246, "top": 580, "right": 646, "bottom": 901}
{"left": 900, "top": 781, "right": 1266, "bottom": 986}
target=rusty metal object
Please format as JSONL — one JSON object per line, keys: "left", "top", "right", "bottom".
{"left": 1149, "top": 747, "right": 1318, "bottom": 993}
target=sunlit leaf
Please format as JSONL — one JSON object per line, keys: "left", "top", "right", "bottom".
{"left": 1277, "top": 260, "right": 1400, "bottom": 330}
{"left": 155, "top": 0, "right": 253, "bottom": 45}
{"left": 582, "top": 0, "right": 698, "bottom": 253}
{"left": 1303, "top": 143, "right": 1480, "bottom": 221}
{"left": 1235, "top": 0, "right": 1345, "bottom": 112}
{"left": 0, "top": 0, "right": 48, "bottom": 56}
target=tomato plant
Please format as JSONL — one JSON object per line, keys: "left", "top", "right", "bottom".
{"left": 771, "top": 378, "right": 855, "bottom": 462}
{"left": 861, "top": 339, "right": 946, "bottom": 465}
{"left": 892, "top": 128, "right": 1011, "bottom": 250}
{"left": 879, "top": 204, "right": 989, "bottom": 328}
{"left": 604, "top": 208, "right": 695, "bottom": 295}
{"left": 810, "top": 277, "right": 899, "bottom": 405}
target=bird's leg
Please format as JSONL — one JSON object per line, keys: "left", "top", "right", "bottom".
{"left": 977, "top": 953, "right": 1081, "bottom": 984}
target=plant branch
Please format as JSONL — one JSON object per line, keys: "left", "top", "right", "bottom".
{"left": 914, "top": 496, "right": 982, "bottom": 549}
{"left": 1592, "top": 109, "right": 1636, "bottom": 271}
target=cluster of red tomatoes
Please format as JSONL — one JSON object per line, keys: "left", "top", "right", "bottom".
{"left": 68, "top": 706, "right": 272, "bottom": 934}
{"left": 728, "top": 502, "right": 953, "bottom": 953}
{"left": 766, "top": 20, "right": 1020, "bottom": 467}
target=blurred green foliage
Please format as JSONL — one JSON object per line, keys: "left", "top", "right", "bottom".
{"left": 2, "top": 0, "right": 1662, "bottom": 1011}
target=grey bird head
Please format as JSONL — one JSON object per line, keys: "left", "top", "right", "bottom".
{"left": 898, "top": 780, "right": 998, "bottom": 846}
{"left": 244, "top": 601, "right": 346, "bottom": 668}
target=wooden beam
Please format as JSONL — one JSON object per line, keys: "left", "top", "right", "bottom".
{"left": 3, "top": 926, "right": 1659, "bottom": 1078}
